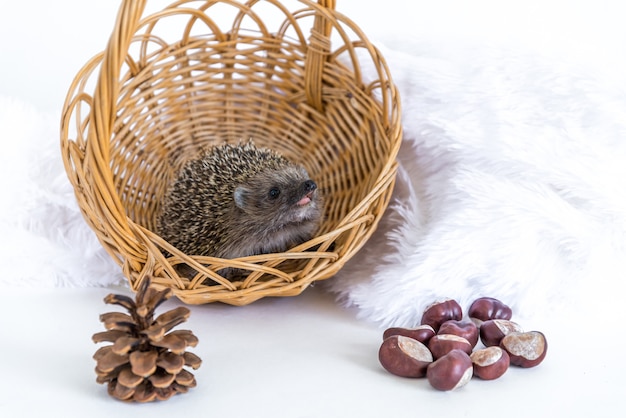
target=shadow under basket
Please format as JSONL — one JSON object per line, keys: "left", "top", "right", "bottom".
{"left": 60, "top": 0, "right": 402, "bottom": 305}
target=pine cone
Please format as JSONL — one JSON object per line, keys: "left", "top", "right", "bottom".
{"left": 92, "top": 277, "right": 202, "bottom": 402}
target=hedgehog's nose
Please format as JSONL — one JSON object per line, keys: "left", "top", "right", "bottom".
{"left": 303, "top": 180, "right": 317, "bottom": 193}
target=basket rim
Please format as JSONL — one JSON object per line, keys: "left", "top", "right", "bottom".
{"left": 59, "top": 0, "right": 403, "bottom": 305}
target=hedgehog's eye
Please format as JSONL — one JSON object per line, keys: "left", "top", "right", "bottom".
{"left": 268, "top": 187, "right": 281, "bottom": 199}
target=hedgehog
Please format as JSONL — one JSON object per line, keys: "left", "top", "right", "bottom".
{"left": 156, "top": 141, "right": 323, "bottom": 277}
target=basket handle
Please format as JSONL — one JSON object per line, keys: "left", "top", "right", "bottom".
{"left": 87, "top": 0, "right": 148, "bottom": 260}
{"left": 305, "top": 0, "right": 336, "bottom": 112}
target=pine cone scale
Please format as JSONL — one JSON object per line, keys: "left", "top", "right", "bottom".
{"left": 169, "top": 330, "right": 200, "bottom": 347}
{"left": 108, "top": 380, "right": 135, "bottom": 401}
{"left": 92, "top": 330, "right": 129, "bottom": 344}
{"left": 132, "top": 382, "right": 157, "bottom": 403}
{"left": 149, "top": 370, "right": 177, "bottom": 388}
{"left": 103, "top": 294, "right": 136, "bottom": 311}
{"left": 155, "top": 387, "right": 176, "bottom": 401}
{"left": 100, "top": 312, "right": 134, "bottom": 325}
{"left": 157, "top": 352, "right": 185, "bottom": 374}
{"left": 93, "top": 345, "right": 112, "bottom": 361}
{"left": 117, "top": 366, "right": 143, "bottom": 388}
{"left": 155, "top": 306, "right": 191, "bottom": 325}
{"left": 100, "top": 311, "right": 136, "bottom": 333}
{"left": 150, "top": 333, "right": 187, "bottom": 354}
{"left": 96, "top": 349, "right": 130, "bottom": 373}
{"left": 174, "top": 369, "right": 195, "bottom": 386}
{"left": 111, "top": 336, "right": 140, "bottom": 355}
{"left": 183, "top": 351, "right": 202, "bottom": 369}
{"left": 96, "top": 368, "right": 121, "bottom": 384}
{"left": 129, "top": 350, "right": 158, "bottom": 377}
{"left": 144, "top": 288, "right": 173, "bottom": 313}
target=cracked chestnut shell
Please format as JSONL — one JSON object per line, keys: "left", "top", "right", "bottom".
{"left": 382, "top": 325, "right": 436, "bottom": 345}
{"left": 428, "top": 334, "right": 473, "bottom": 360}
{"left": 378, "top": 335, "right": 433, "bottom": 378}
{"left": 426, "top": 349, "right": 473, "bottom": 391}
{"left": 438, "top": 320, "right": 479, "bottom": 348}
{"left": 420, "top": 299, "right": 463, "bottom": 332}
{"left": 480, "top": 319, "right": 523, "bottom": 347}
{"left": 469, "top": 297, "right": 513, "bottom": 324}
{"left": 500, "top": 331, "right": 548, "bottom": 368}
{"left": 471, "top": 346, "right": 510, "bottom": 380}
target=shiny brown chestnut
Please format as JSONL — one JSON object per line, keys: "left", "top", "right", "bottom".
{"left": 428, "top": 334, "right": 473, "bottom": 360}
{"left": 382, "top": 325, "right": 436, "bottom": 345}
{"left": 426, "top": 349, "right": 473, "bottom": 391}
{"left": 438, "top": 320, "right": 479, "bottom": 348}
{"left": 500, "top": 331, "right": 548, "bottom": 368}
{"left": 468, "top": 297, "right": 513, "bottom": 324}
{"left": 378, "top": 335, "right": 433, "bottom": 377}
{"left": 480, "top": 319, "right": 523, "bottom": 347}
{"left": 420, "top": 299, "right": 463, "bottom": 332}
{"left": 471, "top": 346, "right": 510, "bottom": 380}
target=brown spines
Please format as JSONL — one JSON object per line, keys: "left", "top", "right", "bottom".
{"left": 156, "top": 141, "right": 294, "bottom": 258}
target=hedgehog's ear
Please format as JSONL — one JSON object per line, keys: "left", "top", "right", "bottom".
{"left": 234, "top": 186, "right": 248, "bottom": 209}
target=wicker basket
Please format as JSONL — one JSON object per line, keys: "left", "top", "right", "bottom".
{"left": 60, "top": 0, "right": 402, "bottom": 305}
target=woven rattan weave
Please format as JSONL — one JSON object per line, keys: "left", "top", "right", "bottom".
{"left": 60, "top": 0, "right": 402, "bottom": 305}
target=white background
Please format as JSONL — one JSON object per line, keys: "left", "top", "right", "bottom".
{"left": 3, "top": 0, "right": 625, "bottom": 113}
{"left": 1, "top": 1, "right": 625, "bottom": 417}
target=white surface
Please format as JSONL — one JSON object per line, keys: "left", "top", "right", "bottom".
{"left": 1, "top": 1, "right": 625, "bottom": 416}
{"left": 0, "top": 285, "right": 621, "bottom": 418}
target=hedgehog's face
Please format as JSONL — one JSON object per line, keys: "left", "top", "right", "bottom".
{"left": 233, "top": 165, "right": 322, "bottom": 229}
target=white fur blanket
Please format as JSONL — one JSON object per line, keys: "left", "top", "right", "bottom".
{"left": 2, "top": 26, "right": 625, "bottom": 328}
{"left": 327, "top": 38, "right": 626, "bottom": 326}
{"left": 0, "top": 97, "right": 125, "bottom": 288}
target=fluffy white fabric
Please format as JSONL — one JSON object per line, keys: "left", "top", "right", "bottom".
{"left": 3, "top": 13, "right": 625, "bottom": 329}
{"left": 0, "top": 97, "right": 124, "bottom": 287}
{"left": 326, "top": 38, "right": 626, "bottom": 327}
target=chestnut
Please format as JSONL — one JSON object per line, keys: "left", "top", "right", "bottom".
{"left": 468, "top": 297, "right": 512, "bottom": 324}
{"left": 479, "top": 319, "right": 523, "bottom": 347}
{"left": 428, "top": 334, "right": 473, "bottom": 360}
{"left": 426, "top": 349, "right": 473, "bottom": 391}
{"left": 378, "top": 335, "right": 433, "bottom": 377}
{"left": 438, "top": 320, "right": 479, "bottom": 348}
{"left": 500, "top": 331, "right": 548, "bottom": 368}
{"left": 470, "top": 346, "right": 510, "bottom": 380}
{"left": 382, "top": 325, "right": 436, "bottom": 345}
{"left": 420, "top": 299, "right": 463, "bottom": 332}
